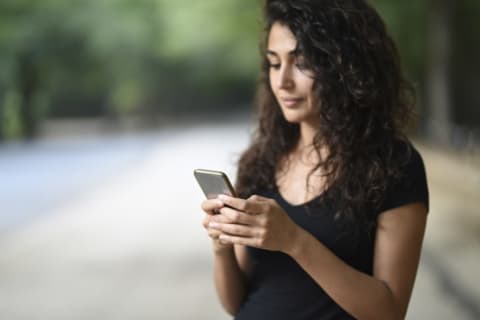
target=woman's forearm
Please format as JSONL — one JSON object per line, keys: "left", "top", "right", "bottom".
{"left": 213, "top": 244, "right": 248, "bottom": 316}
{"left": 287, "top": 231, "right": 401, "bottom": 320}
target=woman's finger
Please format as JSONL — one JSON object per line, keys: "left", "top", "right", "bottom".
{"left": 202, "top": 216, "right": 210, "bottom": 229}
{"left": 203, "top": 212, "right": 231, "bottom": 229}
{"left": 207, "top": 229, "right": 222, "bottom": 239}
{"left": 209, "top": 221, "right": 260, "bottom": 238}
{"left": 218, "top": 207, "right": 256, "bottom": 225}
{"left": 249, "top": 194, "right": 271, "bottom": 202}
{"left": 201, "top": 198, "right": 224, "bottom": 215}
{"left": 218, "top": 234, "right": 261, "bottom": 247}
{"left": 218, "top": 195, "right": 267, "bottom": 215}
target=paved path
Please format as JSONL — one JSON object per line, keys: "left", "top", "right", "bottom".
{"left": 0, "top": 132, "right": 162, "bottom": 231}
{"left": 409, "top": 143, "right": 480, "bottom": 319}
{"left": 0, "top": 121, "right": 478, "bottom": 319}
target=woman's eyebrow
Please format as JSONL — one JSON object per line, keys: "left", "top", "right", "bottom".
{"left": 266, "top": 51, "right": 278, "bottom": 57}
{"left": 266, "top": 49, "right": 300, "bottom": 57}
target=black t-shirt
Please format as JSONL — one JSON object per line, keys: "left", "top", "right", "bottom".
{"left": 235, "top": 142, "right": 429, "bottom": 320}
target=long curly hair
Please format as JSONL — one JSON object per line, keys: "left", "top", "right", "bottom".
{"left": 235, "top": 0, "right": 415, "bottom": 228}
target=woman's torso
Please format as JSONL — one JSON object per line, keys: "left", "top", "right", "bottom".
{"left": 235, "top": 141, "right": 429, "bottom": 320}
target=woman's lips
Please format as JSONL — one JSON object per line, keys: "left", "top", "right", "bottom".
{"left": 281, "top": 97, "right": 304, "bottom": 108}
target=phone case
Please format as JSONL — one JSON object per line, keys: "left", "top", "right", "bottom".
{"left": 194, "top": 169, "right": 237, "bottom": 199}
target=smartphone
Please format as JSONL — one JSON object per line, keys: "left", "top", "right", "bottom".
{"left": 194, "top": 169, "right": 237, "bottom": 199}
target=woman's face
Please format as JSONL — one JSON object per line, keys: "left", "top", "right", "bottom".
{"left": 267, "top": 22, "right": 318, "bottom": 125}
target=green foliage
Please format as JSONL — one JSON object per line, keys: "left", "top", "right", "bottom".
{"left": 0, "top": 0, "right": 261, "bottom": 139}
{"left": 370, "top": 0, "right": 428, "bottom": 83}
{"left": 0, "top": 0, "right": 478, "bottom": 140}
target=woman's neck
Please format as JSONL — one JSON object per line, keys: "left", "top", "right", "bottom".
{"left": 298, "top": 123, "right": 316, "bottom": 148}
{"left": 294, "top": 122, "right": 328, "bottom": 164}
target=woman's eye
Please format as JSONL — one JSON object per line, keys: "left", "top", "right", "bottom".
{"left": 268, "top": 63, "right": 281, "bottom": 69}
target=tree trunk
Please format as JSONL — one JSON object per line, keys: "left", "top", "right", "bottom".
{"left": 18, "top": 51, "right": 38, "bottom": 140}
{"left": 0, "top": 91, "right": 4, "bottom": 140}
{"left": 426, "top": 0, "right": 453, "bottom": 145}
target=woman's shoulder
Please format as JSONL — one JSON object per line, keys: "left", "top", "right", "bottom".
{"left": 391, "top": 138, "right": 425, "bottom": 176}
{"left": 379, "top": 137, "right": 429, "bottom": 214}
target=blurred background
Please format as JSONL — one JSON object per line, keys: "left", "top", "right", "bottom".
{"left": 0, "top": 0, "right": 479, "bottom": 319}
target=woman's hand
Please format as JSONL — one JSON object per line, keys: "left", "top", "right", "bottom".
{"left": 200, "top": 198, "right": 235, "bottom": 253}
{"left": 209, "top": 194, "right": 300, "bottom": 254}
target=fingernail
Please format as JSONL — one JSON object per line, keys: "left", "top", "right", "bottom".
{"left": 218, "top": 194, "right": 228, "bottom": 200}
{"left": 209, "top": 222, "right": 219, "bottom": 228}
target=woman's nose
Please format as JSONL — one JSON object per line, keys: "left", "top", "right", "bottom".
{"left": 278, "top": 66, "right": 294, "bottom": 90}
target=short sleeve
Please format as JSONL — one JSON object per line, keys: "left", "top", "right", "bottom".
{"left": 378, "top": 143, "right": 429, "bottom": 214}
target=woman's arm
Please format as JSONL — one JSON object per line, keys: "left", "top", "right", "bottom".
{"left": 214, "top": 195, "right": 427, "bottom": 320}
{"left": 288, "top": 202, "right": 427, "bottom": 320}
{"left": 201, "top": 198, "right": 251, "bottom": 315}
{"left": 212, "top": 244, "right": 250, "bottom": 315}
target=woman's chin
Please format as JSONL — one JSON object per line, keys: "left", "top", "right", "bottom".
{"left": 282, "top": 112, "right": 305, "bottom": 124}
{"left": 281, "top": 108, "right": 319, "bottom": 125}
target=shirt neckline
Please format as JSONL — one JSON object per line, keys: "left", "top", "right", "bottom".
{"left": 274, "top": 184, "right": 326, "bottom": 208}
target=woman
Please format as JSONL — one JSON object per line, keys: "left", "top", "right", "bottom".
{"left": 201, "top": 0, "right": 429, "bottom": 319}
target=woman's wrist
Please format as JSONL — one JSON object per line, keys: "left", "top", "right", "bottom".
{"left": 212, "top": 240, "right": 235, "bottom": 256}
{"left": 284, "top": 226, "right": 311, "bottom": 259}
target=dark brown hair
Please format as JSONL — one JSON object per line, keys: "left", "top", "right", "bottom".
{"left": 235, "top": 0, "right": 415, "bottom": 227}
